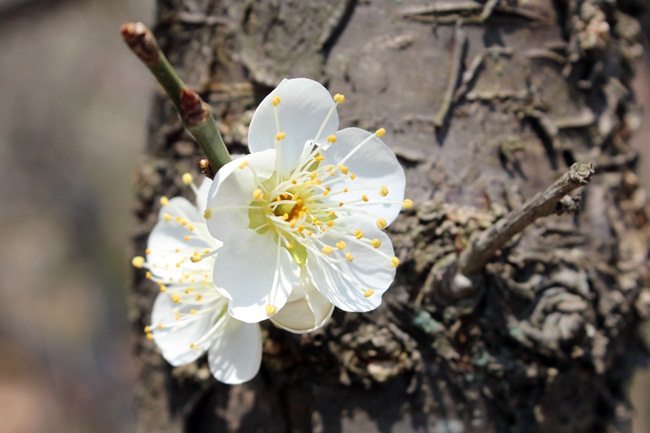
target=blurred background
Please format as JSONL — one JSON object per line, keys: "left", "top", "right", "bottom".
{"left": 0, "top": 1, "right": 649, "bottom": 432}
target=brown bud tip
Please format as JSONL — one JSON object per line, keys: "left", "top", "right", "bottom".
{"left": 181, "top": 89, "right": 210, "bottom": 126}
{"left": 120, "top": 22, "right": 160, "bottom": 64}
{"left": 199, "top": 159, "right": 214, "bottom": 179}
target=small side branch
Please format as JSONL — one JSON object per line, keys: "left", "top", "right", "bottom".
{"left": 121, "top": 22, "right": 232, "bottom": 173}
{"left": 457, "top": 162, "right": 594, "bottom": 276}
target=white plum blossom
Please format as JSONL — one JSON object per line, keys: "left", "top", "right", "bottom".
{"left": 132, "top": 174, "right": 262, "bottom": 384}
{"left": 202, "top": 78, "right": 410, "bottom": 325}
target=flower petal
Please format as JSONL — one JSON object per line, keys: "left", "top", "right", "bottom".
{"left": 207, "top": 316, "right": 262, "bottom": 384}
{"left": 306, "top": 217, "right": 396, "bottom": 312}
{"left": 248, "top": 78, "right": 339, "bottom": 175}
{"left": 207, "top": 149, "right": 276, "bottom": 240}
{"left": 212, "top": 228, "right": 299, "bottom": 323}
{"left": 323, "top": 127, "right": 405, "bottom": 225}
{"left": 195, "top": 177, "right": 213, "bottom": 212}
{"left": 151, "top": 293, "right": 214, "bottom": 366}
{"left": 271, "top": 280, "right": 334, "bottom": 334}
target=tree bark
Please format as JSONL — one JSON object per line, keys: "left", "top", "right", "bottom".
{"left": 130, "top": 1, "right": 650, "bottom": 432}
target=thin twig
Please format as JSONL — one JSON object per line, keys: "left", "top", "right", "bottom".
{"left": 457, "top": 162, "right": 595, "bottom": 276}
{"left": 434, "top": 23, "right": 467, "bottom": 127}
{"left": 121, "top": 22, "right": 232, "bottom": 173}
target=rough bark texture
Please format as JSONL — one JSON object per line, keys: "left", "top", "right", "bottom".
{"left": 130, "top": 1, "right": 650, "bottom": 432}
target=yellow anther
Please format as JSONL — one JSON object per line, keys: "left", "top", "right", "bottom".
{"left": 322, "top": 246, "right": 334, "bottom": 255}
{"left": 182, "top": 173, "right": 193, "bottom": 185}
{"left": 157, "top": 324, "right": 163, "bottom": 330}
{"left": 291, "top": 179, "right": 297, "bottom": 184}
{"left": 336, "top": 241, "right": 347, "bottom": 249}
{"left": 239, "top": 160, "right": 249, "bottom": 169}
{"left": 288, "top": 242, "right": 295, "bottom": 249}
{"left": 159, "top": 284, "right": 167, "bottom": 293}
{"left": 174, "top": 311, "right": 180, "bottom": 320}
{"left": 187, "top": 225, "right": 195, "bottom": 232}
{"left": 145, "top": 248, "right": 151, "bottom": 255}
{"left": 354, "top": 229, "right": 364, "bottom": 240}
{"left": 307, "top": 230, "right": 313, "bottom": 236}
{"left": 390, "top": 257, "right": 400, "bottom": 267}
{"left": 375, "top": 128, "right": 386, "bottom": 137}
{"left": 339, "top": 202, "right": 344, "bottom": 207}
{"left": 184, "top": 287, "right": 195, "bottom": 294}
{"left": 327, "top": 135, "right": 337, "bottom": 143}
{"left": 163, "top": 213, "right": 172, "bottom": 222}
{"left": 190, "top": 309, "right": 197, "bottom": 315}
{"left": 403, "top": 199, "right": 413, "bottom": 209}
{"left": 144, "top": 325, "right": 151, "bottom": 333}
{"left": 311, "top": 172, "right": 318, "bottom": 180}
{"left": 196, "top": 294, "right": 203, "bottom": 301}
{"left": 204, "top": 208, "right": 213, "bottom": 219}
{"left": 175, "top": 262, "right": 181, "bottom": 268}
{"left": 345, "top": 252, "right": 354, "bottom": 262}
{"left": 364, "top": 289, "right": 375, "bottom": 298}
{"left": 370, "top": 239, "right": 382, "bottom": 249}
{"left": 160, "top": 196, "right": 170, "bottom": 206}
{"left": 253, "top": 189, "right": 264, "bottom": 200}
{"left": 315, "top": 155, "right": 325, "bottom": 162}
{"left": 376, "top": 218, "right": 388, "bottom": 229}
{"left": 327, "top": 165, "right": 334, "bottom": 172}
{"left": 282, "top": 213, "right": 289, "bottom": 221}
{"left": 343, "top": 188, "right": 349, "bottom": 193}
{"left": 132, "top": 256, "right": 145, "bottom": 269}
{"left": 326, "top": 220, "right": 334, "bottom": 227}
{"left": 379, "top": 186, "right": 389, "bottom": 197}
{"left": 275, "top": 132, "right": 286, "bottom": 141}
{"left": 184, "top": 235, "right": 191, "bottom": 241}
{"left": 171, "top": 294, "right": 182, "bottom": 303}
{"left": 145, "top": 271, "right": 152, "bottom": 279}
{"left": 350, "top": 174, "right": 357, "bottom": 180}
{"left": 272, "top": 95, "right": 281, "bottom": 106}
{"left": 298, "top": 225, "right": 305, "bottom": 232}
{"left": 314, "top": 220, "right": 322, "bottom": 226}
{"left": 362, "top": 194, "right": 369, "bottom": 202}
{"left": 289, "top": 220, "right": 297, "bottom": 229}
{"left": 146, "top": 332, "right": 153, "bottom": 340}
{"left": 323, "top": 190, "right": 330, "bottom": 196}
{"left": 266, "top": 304, "right": 277, "bottom": 315}
{"left": 334, "top": 93, "right": 345, "bottom": 104}
{"left": 337, "top": 164, "right": 349, "bottom": 175}
{"left": 190, "top": 255, "right": 202, "bottom": 263}
{"left": 329, "top": 211, "right": 335, "bottom": 216}
{"left": 189, "top": 342, "right": 195, "bottom": 349}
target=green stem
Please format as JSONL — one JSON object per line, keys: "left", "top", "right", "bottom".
{"left": 121, "top": 22, "right": 231, "bottom": 174}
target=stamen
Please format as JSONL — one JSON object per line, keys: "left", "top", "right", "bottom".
{"left": 327, "top": 135, "right": 337, "bottom": 143}
{"left": 362, "top": 195, "right": 369, "bottom": 202}
{"left": 375, "top": 128, "right": 386, "bottom": 137}
{"left": 275, "top": 132, "right": 286, "bottom": 141}
{"left": 322, "top": 246, "right": 334, "bottom": 255}
{"left": 266, "top": 304, "right": 277, "bottom": 315}
{"left": 239, "top": 160, "right": 249, "bottom": 169}
{"left": 253, "top": 189, "right": 264, "bottom": 200}
{"left": 345, "top": 252, "right": 354, "bottom": 262}
{"left": 160, "top": 196, "right": 170, "bottom": 206}
{"left": 364, "top": 289, "right": 374, "bottom": 298}
{"left": 132, "top": 256, "right": 145, "bottom": 269}
{"left": 354, "top": 230, "right": 364, "bottom": 240}
{"left": 182, "top": 173, "right": 193, "bottom": 185}
{"left": 333, "top": 94, "right": 345, "bottom": 104}
{"left": 370, "top": 239, "right": 381, "bottom": 249}
{"left": 403, "top": 199, "right": 413, "bottom": 209}
{"left": 379, "top": 186, "right": 389, "bottom": 197}
{"left": 337, "top": 164, "right": 349, "bottom": 175}
{"left": 376, "top": 218, "right": 387, "bottom": 229}
{"left": 163, "top": 213, "right": 172, "bottom": 222}
{"left": 336, "top": 241, "right": 346, "bottom": 249}
{"left": 390, "top": 257, "right": 400, "bottom": 267}
{"left": 204, "top": 209, "right": 213, "bottom": 219}
{"left": 272, "top": 95, "right": 281, "bottom": 106}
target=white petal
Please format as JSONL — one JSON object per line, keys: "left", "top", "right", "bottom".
{"left": 271, "top": 288, "right": 334, "bottom": 334}
{"left": 212, "top": 228, "right": 299, "bottom": 323}
{"left": 207, "top": 150, "right": 276, "bottom": 240}
{"left": 195, "top": 177, "right": 213, "bottom": 212}
{"left": 306, "top": 218, "right": 396, "bottom": 312}
{"left": 208, "top": 316, "right": 262, "bottom": 384}
{"left": 248, "top": 78, "right": 339, "bottom": 175}
{"left": 146, "top": 203, "right": 218, "bottom": 282}
{"left": 151, "top": 294, "right": 214, "bottom": 366}
{"left": 323, "top": 127, "right": 405, "bottom": 225}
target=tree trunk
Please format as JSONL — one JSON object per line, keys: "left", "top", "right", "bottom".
{"left": 130, "top": 1, "right": 650, "bottom": 432}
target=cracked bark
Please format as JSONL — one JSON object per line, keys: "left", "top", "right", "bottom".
{"left": 130, "top": 1, "right": 650, "bottom": 432}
